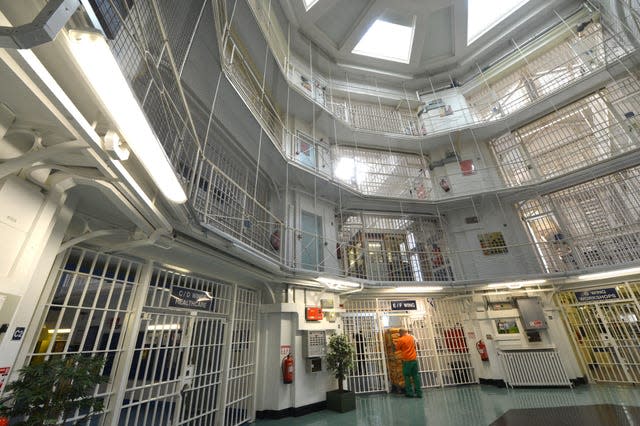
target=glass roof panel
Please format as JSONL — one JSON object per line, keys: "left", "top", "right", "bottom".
{"left": 352, "top": 18, "right": 415, "bottom": 64}
{"left": 467, "top": 0, "right": 529, "bottom": 44}
{"left": 303, "top": 0, "right": 319, "bottom": 11}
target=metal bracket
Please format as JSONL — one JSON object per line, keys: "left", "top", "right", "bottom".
{"left": 0, "top": 0, "right": 80, "bottom": 49}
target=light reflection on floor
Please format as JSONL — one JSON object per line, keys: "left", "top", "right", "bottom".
{"left": 255, "top": 384, "right": 640, "bottom": 426}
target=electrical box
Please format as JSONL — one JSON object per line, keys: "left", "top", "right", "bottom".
{"left": 516, "top": 297, "right": 548, "bottom": 331}
{"left": 303, "top": 330, "right": 326, "bottom": 358}
{"left": 306, "top": 357, "right": 322, "bottom": 373}
{"left": 305, "top": 307, "right": 323, "bottom": 321}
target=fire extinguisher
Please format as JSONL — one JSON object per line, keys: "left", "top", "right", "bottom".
{"left": 282, "top": 353, "right": 294, "bottom": 384}
{"left": 476, "top": 340, "right": 489, "bottom": 361}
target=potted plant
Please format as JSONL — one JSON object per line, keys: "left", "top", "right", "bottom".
{"left": 0, "top": 354, "right": 108, "bottom": 425}
{"left": 325, "top": 333, "right": 356, "bottom": 413}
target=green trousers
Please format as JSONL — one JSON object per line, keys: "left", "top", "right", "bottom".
{"left": 402, "top": 360, "right": 423, "bottom": 397}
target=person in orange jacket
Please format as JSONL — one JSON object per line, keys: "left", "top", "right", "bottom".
{"left": 395, "top": 328, "right": 422, "bottom": 398}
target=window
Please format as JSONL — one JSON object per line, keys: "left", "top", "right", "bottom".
{"left": 467, "top": 0, "right": 529, "bottom": 44}
{"left": 302, "top": 0, "right": 319, "bottom": 11}
{"left": 352, "top": 17, "right": 415, "bottom": 64}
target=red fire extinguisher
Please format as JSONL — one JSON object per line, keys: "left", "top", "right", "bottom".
{"left": 476, "top": 340, "right": 489, "bottom": 361}
{"left": 282, "top": 353, "right": 294, "bottom": 384}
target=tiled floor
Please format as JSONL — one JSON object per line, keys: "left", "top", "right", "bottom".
{"left": 255, "top": 384, "right": 640, "bottom": 426}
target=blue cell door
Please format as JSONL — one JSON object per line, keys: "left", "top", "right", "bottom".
{"left": 301, "top": 210, "right": 323, "bottom": 271}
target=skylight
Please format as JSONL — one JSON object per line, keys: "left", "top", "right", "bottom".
{"left": 302, "top": 0, "right": 319, "bottom": 11}
{"left": 467, "top": 0, "right": 529, "bottom": 44}
{"left": 352, "top": 18, "right": 415, "bottom": 64}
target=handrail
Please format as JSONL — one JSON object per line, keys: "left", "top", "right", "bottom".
{"left": 219, "top": 28, "right": 640, "bottom": 202}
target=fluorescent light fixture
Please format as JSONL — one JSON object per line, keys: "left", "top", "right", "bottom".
{"left": 317, "top": 277, "right": 361, "bottom": 288}
{"left": 352, "top": 18, "right": 415, "bottom": 64}
{"left": 67, "top": 29, "right": 187, "bottom": 204}
{"left": 467, "top": 0, "right": 529, "bottom": 44}
{"left": 395, "top": 286, "right": 443, "bottom": 293}
{"left": 164, "top": 264, "right": 191, "bottom": 274}
{"left": 48, "top": 328, "right": 71, "bottom": 334}
{"left": 147, "top": 324, "right": 181, "bottom": 331}
{"left": 578, "top": 267, "right": 640, "bottom": 281}
{"left": 487, "top": 279, "right": 547, "bottom": 289}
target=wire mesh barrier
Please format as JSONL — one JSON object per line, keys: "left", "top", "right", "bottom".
{"left": 86, "top": 0, "right": 640, "bottom": 284}
{"left": 245, "top": 1, "right": 638, "bottom": 138}
{"left": 219, "top": 0, "right": 640, "bottom": 203}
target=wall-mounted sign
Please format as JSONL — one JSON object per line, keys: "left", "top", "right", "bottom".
{"left": 280, "top": 345, "right": 291, "bottom": 357}
{"left": 11, "top": 327, "right": 25, "bottom": 341}
{"left": 169, "top": 286, "right": 213, "bottom": 311}
{"left": 391, "top": 300, "right": 417, "bottom": 310}
{"left": 0, "top": 366, "right": 9, "bottom": 391}
{"left": 490, "top": 301, "right": 514, "bottom": 310}
{"left": 575, "top": 288, "right": 619, "bottom": 303}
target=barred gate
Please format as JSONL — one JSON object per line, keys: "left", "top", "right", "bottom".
{"left": 20, "top": 248, "right": 261, "bottom": 425}
{"left": 344, "top": 297, "right": 476, "bottom": 394}
{"left": 556, "top": 282, "right": 640, "bottom": 384}
{"left": 342, "top": 299, "right": 389, "bottom": 394}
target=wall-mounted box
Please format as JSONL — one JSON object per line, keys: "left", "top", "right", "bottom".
{"left": 305, "top": 306, "right": 323, "bottom": 321}
{"left": 303, "top": 330, "right": 326, "bottom": 358}
{"left": 306, "top": 357, "right": 322, "bottom": 373}
{"left": 516, "top": 298, "right": 547, "bottom": 331}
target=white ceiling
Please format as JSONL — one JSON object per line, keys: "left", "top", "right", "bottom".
{"left": 278, "top": 0, "right": 582, "bottom": 84}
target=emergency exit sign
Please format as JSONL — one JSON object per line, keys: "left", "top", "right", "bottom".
{"left": 391, "top": 300, "right": 417, "bottom": 310}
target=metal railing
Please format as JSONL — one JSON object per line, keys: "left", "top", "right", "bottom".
{"left": 93, "top": 0, "right": 640, "bottom": 285}
{"left": 245, "top": 0, "right": 639, "bottom": 139}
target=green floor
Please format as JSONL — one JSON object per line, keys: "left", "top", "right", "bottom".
{"left": 255, "top": 384, "right": 640, "bottom": 426}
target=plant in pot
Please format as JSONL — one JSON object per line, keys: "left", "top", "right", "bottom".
{"left": 0, "top": 354, "right": 108, "bottom": 425}
{"left": 325, "top": 333, "right": 356, "bottom": 413}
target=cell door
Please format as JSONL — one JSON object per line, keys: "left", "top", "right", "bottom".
{"left": 342, "top": 300, "right": 388, "bottom": 394}
{"left": 300, "top": 210, "right": 323, "bottom": 271}
{"left": 119, "top": 268, "right": 235, "bottom": 425}
{"left": 366, "top": 240, "right": 388, "bottom": 281}
{"left": 556, "top": 285, "right": 640, "bottom": 384}
{"left": 119, "top": 311, "right": 204, "bottom": 425}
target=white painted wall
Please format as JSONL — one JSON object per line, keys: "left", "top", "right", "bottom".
{"left": 256, "top": 289, "right": 343, "bottom": 412}
{"left": 444, "top": 197, "right": 541, "bottom": 281}
{"left": 468, "top": 292, "right": 583, "bottom": 382}
{"left": 428, "top": 138, "right": 503, "bottom": 200}
{"left": 0, "top": 177, "right": 72, "bottom": 381}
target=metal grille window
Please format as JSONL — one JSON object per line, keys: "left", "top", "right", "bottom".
{"left": 555, "top": 282, "right": 640, "bottom": 384}
{"left": 465, "top": 21, "right": 606, "bottom": 122}
{"left": 519, "top": 165, "right": 640, "bottom": 272}
{"left": 338, "top": 213, "right": 452, "bottom": 282}
{"left": 491, "top": 74, "right": 640, "bottom": 187}
{"left": 25, "top": 248, "right": 141, "bottom": 423}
